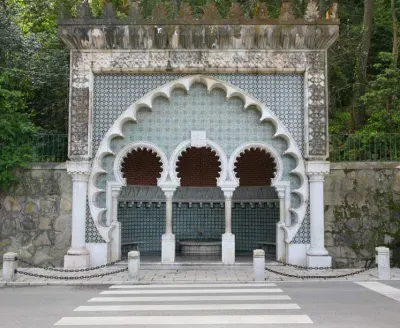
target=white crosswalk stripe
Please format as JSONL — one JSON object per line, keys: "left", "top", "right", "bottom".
{"left": 54, "top": 283, "right": 313, "bottom": 326}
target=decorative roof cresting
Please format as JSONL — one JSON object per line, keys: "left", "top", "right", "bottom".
{"left": 59, "top": 1, "right": 339, "bottom": 51}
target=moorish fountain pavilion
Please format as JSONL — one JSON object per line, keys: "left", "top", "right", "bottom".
{"left": 59, "top": 1, "right": 339, "bottom": 269}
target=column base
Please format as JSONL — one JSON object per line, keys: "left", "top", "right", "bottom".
{"left": 307, "top": 255, "right": 332, "bottom": 268}
{"left": 64, "top": 253, "right": 90, "bottom": 269}
{"left": 162, "top": 234, "right": 175, "bottom": 264}
{"left": 222, "top": 233, "right": 235, "bottom": 265}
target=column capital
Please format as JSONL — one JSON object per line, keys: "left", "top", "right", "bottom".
{"left": 67, "top": 160, "right": 91, "bottom": 181}
{"left": 306, "top": 161, "right": 330, "bottom": 178}
{"left": 220, "top": 183, "right": 237, "bottom": 199}
{"left": 109, "top": 182, "right": 123, "bottom": 198}
{"left": 160, "top": 185, "right": 177, "bottom": 200}
{"left": 274, "top": 181, "right": 290, "bottom": 199}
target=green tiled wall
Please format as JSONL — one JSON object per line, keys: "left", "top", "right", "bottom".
{"left": 118, "top": 202, "right": 279, "bottom": 253}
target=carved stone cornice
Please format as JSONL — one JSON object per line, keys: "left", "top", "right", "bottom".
{"left": 59, "top": 23, "right": 339, "bottom": 50}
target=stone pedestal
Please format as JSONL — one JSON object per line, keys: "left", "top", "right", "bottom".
{"left": 64, "top": 250, "right": 90, "bottom": 269}
{"left": 128, "top": 251, "right": 140, "bottom": 281}
{"left": 376, "top": 246, "right": 391, "bottom": 280}
{"left": 222, "top": 233, "right": 235, "bottom": 265}
{"left": 307, "top": 254, "right": 332, "bottom": 268}
{"left": 162, "top": 234, "right": 175, "bottom": 264}
{"left": 253, "top": 249, "right": 265, "bottom": 282}
{"left": 2, "top": 252, "right": 17, "bottom": 282}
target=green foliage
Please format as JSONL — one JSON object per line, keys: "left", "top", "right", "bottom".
{"left": 0, "top": 5, "right": 39, "bottom": 191}
{"left": 361, "top": 52, "right": 400, "bottom": 133}
{"left": 0, "top": 76, "right": 38, "bottom": 191}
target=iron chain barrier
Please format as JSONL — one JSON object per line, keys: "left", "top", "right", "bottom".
{"left": 15, "top": 267, "right": 128, "bottom": 280}
{"left": 14, "top": 256, "right": 128, "bottom": 280}
{"left": 266, "top": 260, "right": 377, "bottom": 279}
{"left": 16, "top": 256, "right": 127, "bottom": 272}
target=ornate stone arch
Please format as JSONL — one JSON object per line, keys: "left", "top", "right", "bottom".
{"left": 113, "top": 141, "right": 169, "bottom": 186}
{"left": 88, "top": 74, "right": 308, "bottom": 243}
{"left": 169, "top": 139, "right": 229, "bottom": 187}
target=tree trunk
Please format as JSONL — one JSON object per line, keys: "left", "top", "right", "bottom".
{"left": 352, "top": 0, "right": 375, "bottom": 129}
{"left": 392, "top": 0, "right": 399, "bottom": 67}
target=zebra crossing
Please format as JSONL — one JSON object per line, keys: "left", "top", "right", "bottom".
{"left": 54, "top": 283, "right": 313, "bottom": 326}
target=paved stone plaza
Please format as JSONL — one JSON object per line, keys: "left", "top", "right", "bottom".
{"left": 2, "top": 265, "right": 400, "bottom": 286}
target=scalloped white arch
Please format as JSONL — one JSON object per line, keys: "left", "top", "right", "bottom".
{"left": 229, "top": 142, "right": 284, "bottom": 186}
{"left": 113, "top": 141, "right": 169, "bottom": 186}
{"left": 169, "top": 139, "right": 229, "bottom": 187}
{"left": 88, "top": 74, "right": 308, "bottom": 243}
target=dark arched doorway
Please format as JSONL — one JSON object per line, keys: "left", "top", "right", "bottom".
{"left": 118, "top": 149, "right": 164, "bottom": 257}
{"left": 233, "top": 148, "right": 279, "bottom": 257}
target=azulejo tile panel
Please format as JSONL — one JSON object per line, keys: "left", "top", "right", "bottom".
{"left": 86, "top": 73, "right": 311, "bottom": 244}
{"left": 93, "top": 73, "right": 304, "bottom": 155}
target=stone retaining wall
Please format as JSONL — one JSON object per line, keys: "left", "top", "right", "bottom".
{"left": 0, "top": 164, "right": 72, "bottom": 267}
{"left": 325, "top": 162, "right": 400, "bottom": 268}
{"left": 1, "top": 162, "right": 399, "bottom": 267}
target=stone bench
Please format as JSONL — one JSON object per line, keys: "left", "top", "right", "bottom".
{"left": 121, "top": 241, "right": 144, "bottom": 254}
{"left": 257, "top": 241, "right": 276, "bottom": 254}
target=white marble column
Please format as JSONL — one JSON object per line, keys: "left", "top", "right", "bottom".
{"left": 109, "top": 185, "right": 122, "bottom": 262}
{"left": 161, "top": 187, "right": 176, "bottom": 264}
{"left": 221, "top": 187, "right": 236, "bottom": 265}
{"left": 64, "top": 161, "right": 91, "bottom": 269}
{"left": 275, "top": 185, "right": 286, "bottom": 262}
{"left": 306, "top": 161, "right": 332, "bottom": 268}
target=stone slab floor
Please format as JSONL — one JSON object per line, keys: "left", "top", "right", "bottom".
{"left": 1, "top": 265, "right": 400, "bottom": 286}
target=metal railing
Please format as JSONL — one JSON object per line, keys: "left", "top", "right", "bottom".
{"left": 24, "top": 133, "right": 400, "bottom": 163}
{"left": 32, "top": 134, "right": 68, "bottom": 162}
{"left": 329, "top": 134, "right": 400, "bottom": 162}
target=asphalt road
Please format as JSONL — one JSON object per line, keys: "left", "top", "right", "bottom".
{"left": 0, "top": 281, "right": 400, "bottom": 327}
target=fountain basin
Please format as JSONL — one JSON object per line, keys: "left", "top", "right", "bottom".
{"left": 179, "top": 239, "right": 222, "bottom": 255}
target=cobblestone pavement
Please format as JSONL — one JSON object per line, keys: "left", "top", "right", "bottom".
{"left": 1, "top": 264, "right": 400, "bottom": 286}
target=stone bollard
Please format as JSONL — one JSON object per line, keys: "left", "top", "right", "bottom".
{"left": 128, "top": 251, "right": 140, "bottom": 282}
{"left": 253, "top": 249, "right": 265, "bottom": 282}
{"left": 375, "top": 246, "right": 391, "bottom": 280}
{"left": 2, "top": 252, "right": 18, "bottom": 282}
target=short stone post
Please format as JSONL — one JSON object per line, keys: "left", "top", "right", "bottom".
{"left": 253, "top": 249, "right": 265, "bottom": 282}
{"left": 376, "top": 246, "right": 390, "bottom": 280}
{"left": 2, "top": 252, "right": 18, "bottom": 282}
{"left": 128, "top": 251, "right": 140, "bottom": 282}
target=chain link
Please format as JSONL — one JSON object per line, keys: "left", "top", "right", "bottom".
{"left": 265, "top": 264, "right": 377, "bottom": 279}
{"left": 275, "top": 260, "right": 331, "bottom": 270}
{"left": 15, "top": 267, "right": 128, "bottom": 280}
{"left": 275, "top": 259, "right": 374, "bottom": 271}
{"left": 16, "top": 257, "right": 127, "bottom": 272}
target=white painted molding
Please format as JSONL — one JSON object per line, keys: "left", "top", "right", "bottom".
{"left": 87, "top": 75, "right": 308, "bottom": 243}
